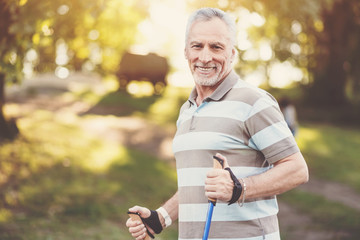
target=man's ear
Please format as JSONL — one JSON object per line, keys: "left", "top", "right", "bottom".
{"left": 231, "top": 48, "right": 236, "bottom": 62}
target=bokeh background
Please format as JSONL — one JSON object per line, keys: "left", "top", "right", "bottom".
{"left": 1, "top": 0, "right": 360, "bottom": 239}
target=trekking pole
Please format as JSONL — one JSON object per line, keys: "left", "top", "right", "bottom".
{"left": 127, "top": 212, "right": 153, "bottom": 240}
{"left": 202, "top": 155, "right": 224, "bottom": 240}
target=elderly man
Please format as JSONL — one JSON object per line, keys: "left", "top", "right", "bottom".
{"left": 126, "top": 7, "right": 308, "bottom": 240}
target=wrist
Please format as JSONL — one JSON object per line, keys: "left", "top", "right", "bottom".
{"left": 156, "top": 209, "right": 166, "bottom": 229}
{"left": 156, "top": 207, "right": 172, "bottom": 228}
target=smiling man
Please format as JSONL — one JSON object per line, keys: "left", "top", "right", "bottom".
{"left": 186, "top": 17, "right": 235, "bottom": 87}
{"left": 126, "top": 7, "right": 308, "bottom": 240}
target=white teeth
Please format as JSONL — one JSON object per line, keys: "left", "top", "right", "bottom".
{"left": 197, "top": 66, "right": 215, "bottom": 71}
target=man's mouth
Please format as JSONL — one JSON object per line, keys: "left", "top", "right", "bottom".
{"left": 195, "top": 65, "right": 217, "bottom": 73}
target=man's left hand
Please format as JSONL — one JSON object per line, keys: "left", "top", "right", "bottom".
{"left": 204, "top": 153, "right": 234, "bottom": 202}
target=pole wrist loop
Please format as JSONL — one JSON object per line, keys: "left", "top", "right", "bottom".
{"left": 224, "top": 167, "right": 243, "bottom": 205}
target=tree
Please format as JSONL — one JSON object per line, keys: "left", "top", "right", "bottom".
{"left": 0, "top": 0, "right": 32, "bottom": 140}
{"left": 308, "top": 0, "right": 360, "bottom": 106}
{"left": 187, "top": 0, "right": 360, "bottom": 106}
{"left": 0, "top": 0, "right": 148, "bottom": 140}
{"left": 187, "top": 0, "right": 321, "bottom": 88}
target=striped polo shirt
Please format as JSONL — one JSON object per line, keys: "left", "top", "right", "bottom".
{"left": 172, "top": 71, "right": 299, "bottom": 240}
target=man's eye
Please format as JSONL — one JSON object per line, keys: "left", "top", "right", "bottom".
{"left": 192, "top": 45, "right": 202, "bottom": 48}
{"left": 213, "top": 45, "right": 222, "bottom": 50}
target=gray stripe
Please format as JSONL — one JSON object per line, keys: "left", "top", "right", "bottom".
{"left": 262, "top": 137, "right": 300, "bottom": 164}
{"left": 179, "top": 186, "right": 275, "bottom": 204}
{"left": 209, "top": 70, "right": 239, "bottom": 101}
{"left": 223, "top": 86, "right": 263, "bottom": 106}
{"left": 179, "top": 215, "right": 279, "bottom": 239}
{"left": 245, "top": 105, "right": 284, "bottom": 135}
{"left": 175, "top": 149, "right": 266, "bottom": 169}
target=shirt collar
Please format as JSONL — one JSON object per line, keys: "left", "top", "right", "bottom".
{"left": 188, "top": 70, "right": 239, "bottom": 105}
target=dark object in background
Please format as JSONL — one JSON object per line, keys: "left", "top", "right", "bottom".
{"left": 116, "top": 52, "right": 169, "bottom": 94}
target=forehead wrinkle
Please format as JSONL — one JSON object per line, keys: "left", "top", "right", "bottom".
{"left": 189, "top": 40, "right": 227, "bottom": 47}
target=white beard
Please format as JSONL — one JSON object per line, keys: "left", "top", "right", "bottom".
{"left": 193, "top": 64, "right": 223, "bottom": 86}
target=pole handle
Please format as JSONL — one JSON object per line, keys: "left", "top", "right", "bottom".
{"left": 128, "top": 212, "right": 152, "bottom": 240}
{"left": 208, "top": 155, "right": 225, "bottom": 203}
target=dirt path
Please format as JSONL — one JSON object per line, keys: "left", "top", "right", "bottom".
{"left": 6, "top": 74, "right": 360, "bottom": 240}
{"left": 80, "top": 115, "right": 358, "bottom": 240}
{"left": 298, "top": 177, "right": 360, "bottom": 212}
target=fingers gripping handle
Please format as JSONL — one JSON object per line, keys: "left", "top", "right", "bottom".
{"left": 128, "top": 212, "right": 153, "bottom": 240}
{"left": 208, "top": 155, "right": 225, "bottom": 204}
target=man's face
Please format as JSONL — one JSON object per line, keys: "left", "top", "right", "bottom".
{"left": 185, "top": 18, "right": 235, "bottom": 86}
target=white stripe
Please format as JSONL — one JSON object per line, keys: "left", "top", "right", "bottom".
{"left": 177, "top": 100, "right": 252, "bottom": 127}
{"left": 248, "top": 95, "right": 278, "bottom": 118}
{"left": 177, "top": 166, "right": 268, "bottom": 187}
{"left": 177, "top": 167, "right": 207, "bottom": 187}
{"left": 176, "top": 104, "right": 197, "bottom": 127}
{"left": 178, "top": 231, "right": 280, "bottom": 240}
{"left": 173, "top": 132, "right": 249, "bottom": 153}
{"left": 197, "top": 101, "right": 252, "bottom": 121}
{"left": 179, "top": 199, "right": 279, "bottom": 222}
{"left": 249, "top": 121, "right": 292, "bottom": 150}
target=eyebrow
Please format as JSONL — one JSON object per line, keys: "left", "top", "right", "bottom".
{"left": 189, "top": 41, "right": 226, "bottom": 48}
{"left": 210, "top": 42, "right": 226, "bottom": 48}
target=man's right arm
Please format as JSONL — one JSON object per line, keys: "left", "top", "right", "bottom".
{"left": 126, "top": 191, "right": 179, "bottom": 239}
{"left": 157, "top": 191, "right": 179, "bottom": 229}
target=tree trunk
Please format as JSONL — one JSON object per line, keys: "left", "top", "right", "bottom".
{"left": 0, "top": 73, "right": 19, "bottom": 141}
{"left": 308, "top": 0, "right": 355, "bottom": 106}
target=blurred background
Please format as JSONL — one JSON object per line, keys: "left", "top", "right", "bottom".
{"left": 1, "top": 0, "right": 360, "bottom": 239}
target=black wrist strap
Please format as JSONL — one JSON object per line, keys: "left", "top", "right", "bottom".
{"left": 142, "top": 210, "right": 163, "bottom": 235}
{"left": 225, "top": 167, "right": 243, "bottom": 205}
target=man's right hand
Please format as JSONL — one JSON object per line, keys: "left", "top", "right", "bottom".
{"left": 126, "top": 206, "right": 154, "bottom": 240}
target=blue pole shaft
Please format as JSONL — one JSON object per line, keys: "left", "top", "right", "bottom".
{"left": 202, "top": 156, "right": 223, "bottom": 240}
{"left": 202, "top": 201, "right": 215, "bottom": 240}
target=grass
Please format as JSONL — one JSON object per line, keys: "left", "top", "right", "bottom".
{"left": 2, "top": 85, "right": 360, "bottom": 239}
{"left": 280, "top": 189, "right": 360, "bottom": 239}
{"left": 97, "top": 90, "right": 160, "bottom": 115}
{"left": 0, "top": 107, "right": 178, "bottom": 239}
{"left": 279, "top": 123, "right": 360, "bottom": 239}
{"left": 296, "top": 123, "right": 360, "bottom": 191}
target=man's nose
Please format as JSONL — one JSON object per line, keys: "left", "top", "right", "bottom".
{"left": 198, "top": 48, "right": 212, "bottom": 63}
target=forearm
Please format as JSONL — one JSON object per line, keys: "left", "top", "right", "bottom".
{"left": 157, "top": 191, "right": 179, "bottom": 228}
{"left": 243, "top": 152, "right": 309, "bottom": 199}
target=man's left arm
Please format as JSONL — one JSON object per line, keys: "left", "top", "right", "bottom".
{"left": 244, "top": 151, "right": 308, "bottom": 199}
{"left": 205, "top": 152, "right": 308, "bottom": 202}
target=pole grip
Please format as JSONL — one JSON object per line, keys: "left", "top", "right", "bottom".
{"left": 128, "top": 212, "right": 152, "bottom": 240}
{"left": 208, "top": 155, "right": 225, "bottom": 203}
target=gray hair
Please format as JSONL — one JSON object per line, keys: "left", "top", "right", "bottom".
{"left": 185, "top": 8, "right": 237, "bottom": 46}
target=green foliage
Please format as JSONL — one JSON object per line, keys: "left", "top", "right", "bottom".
{"left": 188, "top": 0, "right": 360, "bottom": 105}
{"left": 0, "top": 108, "right": 177, "bottom": 239}
{"left": 0, "top": 0, "right": 148, "bottom": 83}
